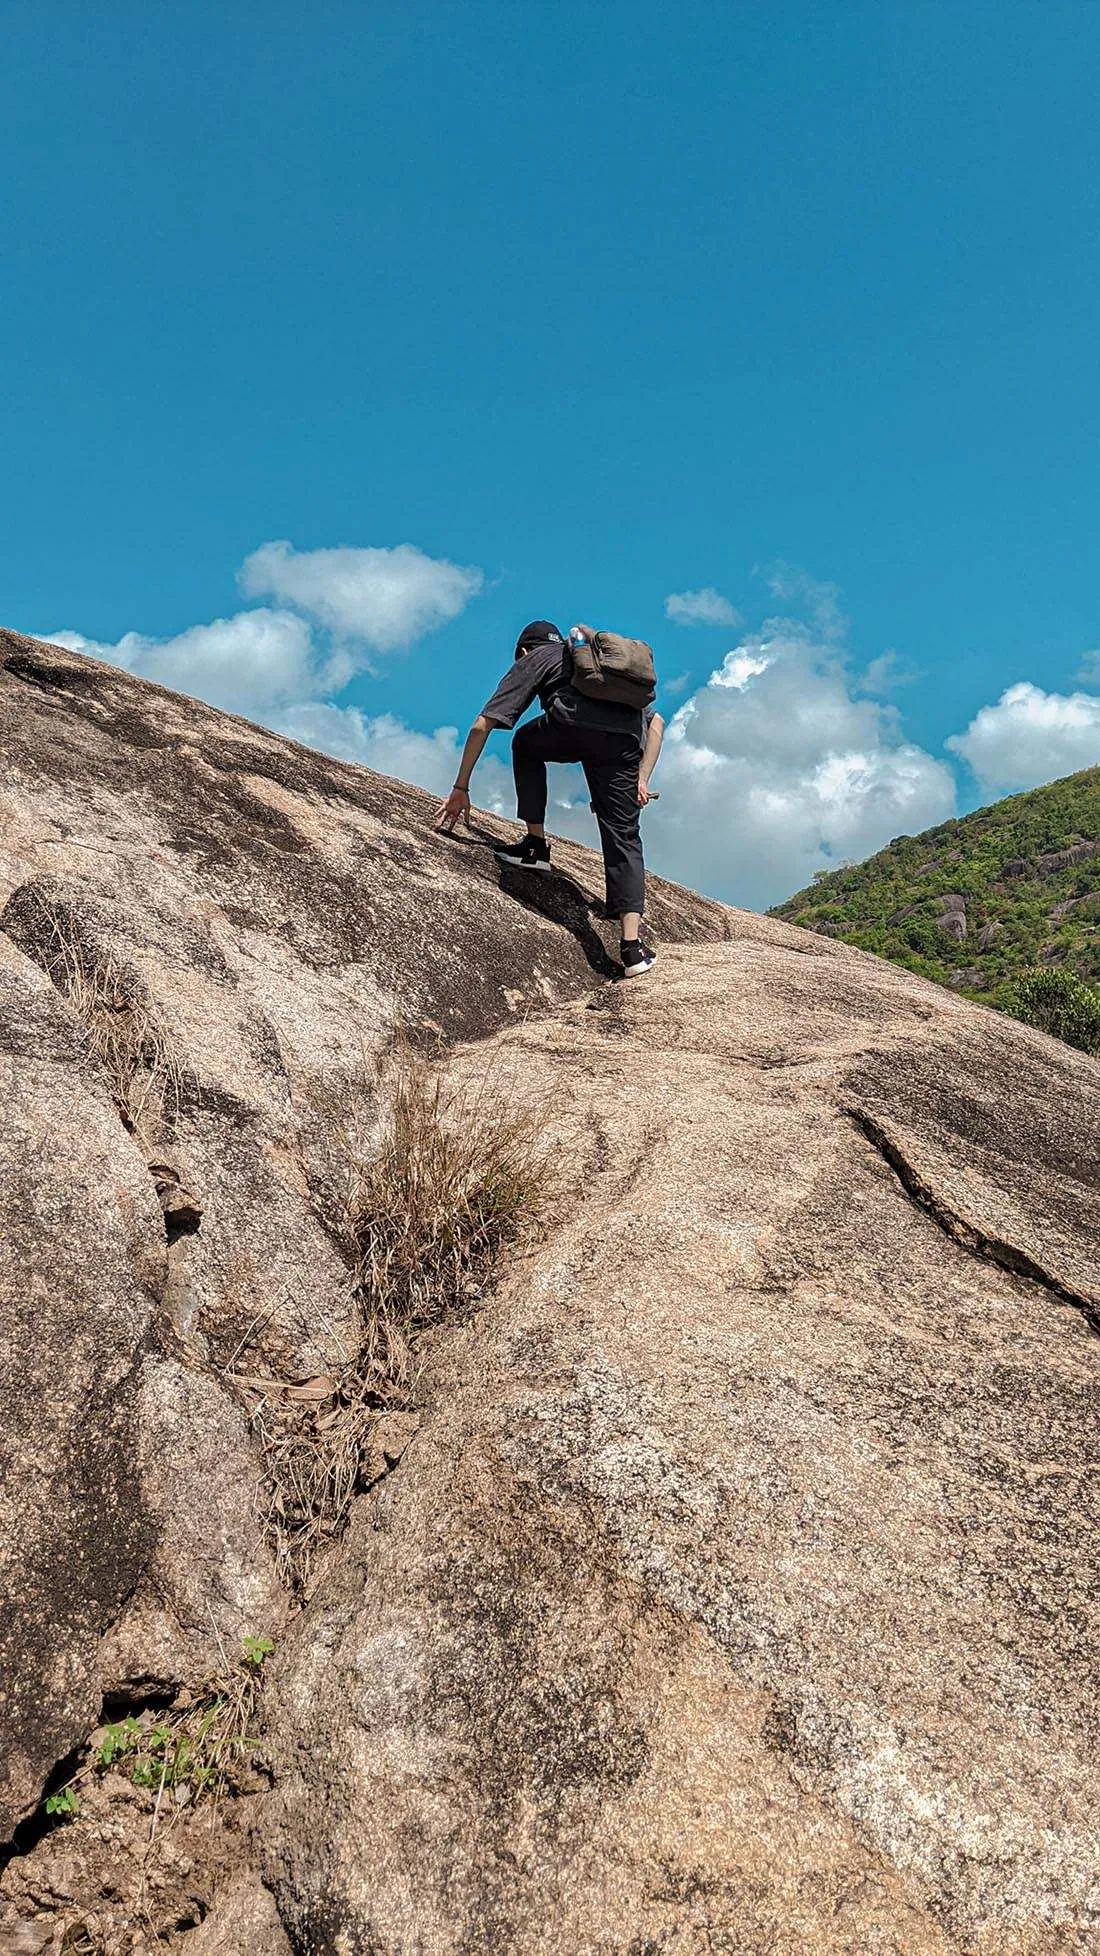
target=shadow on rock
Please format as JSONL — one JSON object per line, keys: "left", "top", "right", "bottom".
{"left": 433, "top": 825, "right": 618, "bottom": 980}
{"left": 495, "top": 867, "right": 619, "bottom": 980}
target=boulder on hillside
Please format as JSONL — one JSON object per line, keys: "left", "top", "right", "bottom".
{"left": 1036, "top": 840, "right": 1100, "bottom": 875}
{"left": 938, "top": 895, "right": 968, "bottom": 943}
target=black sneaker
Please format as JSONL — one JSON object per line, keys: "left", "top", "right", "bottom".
{"left": 620, "top": 939, "right": 657, "bottom": 978}
{"left": 494, "top": 835, "right": 552, "bottom": 872}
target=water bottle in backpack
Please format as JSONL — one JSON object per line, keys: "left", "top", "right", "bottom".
{"left": 567, "top": 627, "right": 657, "bottom": 709}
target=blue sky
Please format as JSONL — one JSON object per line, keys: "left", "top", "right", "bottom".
{"left": 3, "top": 0, "right": 1099, "bottom": 907}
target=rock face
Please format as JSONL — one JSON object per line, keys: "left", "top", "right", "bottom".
{"left": 261, "top": 939, "right": 1099, "bottom": 1955}
{"left": 1, "top": 628, "right": 1098, "bottom": 1953}
{"left": 0, "top": 627, "right": 726, "bottom": 1848}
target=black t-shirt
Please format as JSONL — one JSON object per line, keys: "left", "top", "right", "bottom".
{"left": 479, "top": 640, "right": 570, "bottom": 728}
{"left": 480, "top": 639, "right": 653, "bottom": 743}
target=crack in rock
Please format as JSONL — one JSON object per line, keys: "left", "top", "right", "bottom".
{"left": 846, "top": 1105, "right": 1100, "bottom": 1337}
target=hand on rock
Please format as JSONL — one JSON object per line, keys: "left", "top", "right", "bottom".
{"left": 436, "top": 788, "right": 471, "bottom": 832}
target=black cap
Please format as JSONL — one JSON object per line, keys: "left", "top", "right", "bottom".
{"left": 514, "top": 619, "right": 563, "bottom": 659}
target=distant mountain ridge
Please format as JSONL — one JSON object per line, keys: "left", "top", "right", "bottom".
{"left": 771, "top": 765, "right": 1100, "bottom": 1001}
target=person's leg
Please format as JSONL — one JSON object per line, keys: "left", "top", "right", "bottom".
{"left": 511, "top": 714, "right": 582, "bottom": 825}
{"left": 511, "top": 715, "right": 553, "bottom": 832}
{"left": 582, "top": 734, "right": 646, "bottom": 934}
{"left": 500, "top": 715, "right": 580, "bottom": 866}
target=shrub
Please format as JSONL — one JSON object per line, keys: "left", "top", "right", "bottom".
{"left": 1004, "top": 966, "right": 1100, "bottom": 1057}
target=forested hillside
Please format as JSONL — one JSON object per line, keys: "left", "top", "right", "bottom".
{"left": 771, "top": 767, "right": 1100, "bottom": 1003}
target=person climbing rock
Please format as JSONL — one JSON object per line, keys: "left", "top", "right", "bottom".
{"left": 436, "top": 619, "right": 664, "bottom": 977}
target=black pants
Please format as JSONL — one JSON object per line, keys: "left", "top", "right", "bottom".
{"left": 512, "top": 709, "right": 645, "bottom": 917}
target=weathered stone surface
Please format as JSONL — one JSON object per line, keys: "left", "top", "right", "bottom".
{"left": 185, "top": 1870, "right": 292, "bottom": 1956}
{"left": 1036, "top": 840, "right": 1100, "bottom": 876}
{"left": 263, "top": 933, "right": 1099, "bottom": 1953}
{"left": 2, "top": 629, "right": 1098, "bottom": 1951}
{"left": 0, "top": 930, "right": 162, "bottom": 1834}
{"left": 0, "top": 628, "right": 724, "bottom": 1846}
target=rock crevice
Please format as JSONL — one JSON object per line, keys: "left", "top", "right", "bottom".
{"left": 846, "top": 1104, "right": 1100, "bottom": 1334}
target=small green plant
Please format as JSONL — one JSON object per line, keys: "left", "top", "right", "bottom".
{"left": 41, "top": 1634, "right": 277, "bottom": 1827}
{"left": 92, "top": 1715, "right": 144, "bottom": 1769}
{"left": 1004, "top": 965, "right": 1100, "bottom": 1056}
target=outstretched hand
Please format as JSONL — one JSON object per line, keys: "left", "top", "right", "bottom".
{"left": 436, "top": 787, "right": 472, "bottom": 832}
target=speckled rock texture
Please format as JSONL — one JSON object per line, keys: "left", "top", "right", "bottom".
{"left": 0, "top": 627, "right": 724, "bottom": 1847}
{"left": 1, "top": 627, "right": 1097, "bottom": 1953}
{"left": 262, "top": 938, "right": 1099, "bottom": 1955}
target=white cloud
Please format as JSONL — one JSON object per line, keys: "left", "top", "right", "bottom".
{"left": 646, "top": 614, "right": 956, "bottom": 909}
{"left": 763, "top": 564, "right": 845, "bottom": 641}
{"left": 239, "top": 540, "right": 483, "bottom": 651}
{"left": 711, "top": 649, "right": 771, "bottom": 690}
{"left": 271, "top": 700, "right": 517, "bottom": 814}
{"left": 859, "top": 649, "right": 921, "bottom": 694}
{"left": 46, "top": 609, "right": 316, "bottom": 719}
{"left": 42, "top": 535, "right": 487, "bottom": 752}
{"left": 665, "top": 587, "right": 740, "bottom": 629}
{"left": 945, "top": 680, "right": 1100, "bottom": 793}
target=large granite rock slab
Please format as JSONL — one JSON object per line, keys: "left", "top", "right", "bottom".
{"left": 2, "top": 627, "right": 1097, "bottom": 1950}
{"left": 262, "top": 935, "right": 1099, "bottom": 1953}
{"left": 0, "top": 628, "right": 724, "bottom": 1845}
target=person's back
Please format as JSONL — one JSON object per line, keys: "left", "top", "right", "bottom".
{"left": 436, "top": 617, "right": 663, "bottom": 977}
{"left": 553, "top": 627, "right": 651, "bottom": 746}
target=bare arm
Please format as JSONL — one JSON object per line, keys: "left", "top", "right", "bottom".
{"left": 638, "top": 713, "right": 665, "bottom": 806}
{"left": 436, "top": 714, "right": 496, "bottom": 831}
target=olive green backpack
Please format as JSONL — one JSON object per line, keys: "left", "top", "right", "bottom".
{"left": 568, "top": 631, "right": 657, "bottom": 709}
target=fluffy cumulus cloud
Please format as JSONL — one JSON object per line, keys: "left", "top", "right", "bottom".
{"left": 43, "top": 537, "right": 487, "bottom": 770}
{"left": 47, "top": 609, "right": 317, "bottom": 719}
{"left": 271, "top": 700, "right": 515, "bottom": 813}
{"left": 665, "top": 586, "right": 740, "bottom": 629}
{"left": 946, "top": 681, "right": 1100, "bottom": 794}
{"left": 239, "top": 540, "right": 483, "bottom": 652}
{"left": 647, "top": 614, "right": 957, "bottom": 909}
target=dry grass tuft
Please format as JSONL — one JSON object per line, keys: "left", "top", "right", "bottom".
{"left": 232, "top": 1374, "right": 376, "bottom": 1587}
{"left": 346, "top": 1054, "right": 554, "bottom": 1397}
{"left": 29, "top": 895, "right": 184, "bottom": 1145}
{"left": 235, "top": 1043, "right": 555, "bottom": 1587}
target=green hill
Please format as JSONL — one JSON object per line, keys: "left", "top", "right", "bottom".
{"left": 770, "top": 767, "right": 1100, "bottom": 1018}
